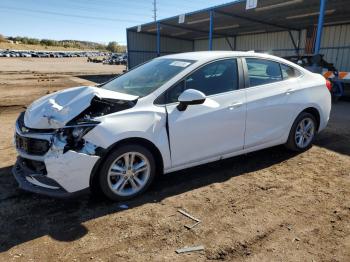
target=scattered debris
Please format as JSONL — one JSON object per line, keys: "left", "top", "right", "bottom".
{"left": 292, "top": 237, "right": 301, "bottom": 242}
{"left": 119, "top": 204, "right": 128, "bottom": 209}
{"left": 176, "top": 245, "right": 205, "bottom": 254}
{"left": 185, "top": 221, "right": 201, "bottom": 230}
{"left": 178, "top": 209, "right": 201, "bottom": 229}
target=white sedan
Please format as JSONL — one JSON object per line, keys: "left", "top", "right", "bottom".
{"left": 13, "top": 51, "right": 331, "bottom": 200}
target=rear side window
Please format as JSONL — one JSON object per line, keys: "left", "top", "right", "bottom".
{"left": 156, "top": 59, "right": 238, "bottom": 104}
{"left": 281, "top": 64, "right": 301, "bottom": 79}
{"left": 246, "top": 58, "right": 282, "bottom": 87}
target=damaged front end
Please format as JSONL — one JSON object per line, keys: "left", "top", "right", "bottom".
{"left": 13, "top": 111, "right": 102, "bottom": 198}
{"left": 13, "top": 86, "right": 138, "bottom": 198}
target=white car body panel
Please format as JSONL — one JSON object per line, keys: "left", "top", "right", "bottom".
{"left": 44, "top": 150, "right": 100, "bottom": 192}
{"left": 294, "top": 72, "right": 331, "bottom": 131}
{"left": 166, "top": 89, "right": 246, "bottom": 168}
{"left": 24, "top": 86, "right": 138, "bottom": 129}
{"left": 244, "top": 77, "right": 300, "bottom": 148}
{"left": 13, "top": 51, "right": 331, "bottom": 196}
{"left": 84, "top": 102, "right": 172, "bottom": 171}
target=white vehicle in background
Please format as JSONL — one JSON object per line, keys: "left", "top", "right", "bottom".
{"left": 21, "top": 52, "right": 32, "bottom": 58}
{"left": 13, "top": 51, "right": 331, "bottom": 201}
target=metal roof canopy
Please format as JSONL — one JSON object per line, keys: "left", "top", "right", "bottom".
{"left": 127, "top": 0, "right": 350, "bottom": 52}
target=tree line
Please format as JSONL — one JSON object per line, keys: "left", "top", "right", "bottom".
{"left": 1, "top": 34, "right": 126, "bottom": 52}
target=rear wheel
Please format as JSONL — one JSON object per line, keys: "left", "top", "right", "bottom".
{"left": 98, "top": 144, "right": 156, "bottom": 201}
{"left": 285, "top": 112, "right": 317, "bottom": 152}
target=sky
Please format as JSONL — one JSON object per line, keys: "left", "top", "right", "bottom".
{"left": 0, "top": 0, "right": 233, "bottom": 45}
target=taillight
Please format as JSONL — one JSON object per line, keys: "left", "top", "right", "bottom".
{"left": 326, "top": 80, "right": 332, "bottom": 91}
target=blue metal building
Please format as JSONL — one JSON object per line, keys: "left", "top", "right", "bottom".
{"left": 126, "top": 0, "right": 350, "bottom": 72}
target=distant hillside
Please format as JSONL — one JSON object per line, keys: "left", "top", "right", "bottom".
{"left": 0, "top": 42, "right": 94, "bottom": 51}
{"left": 0, "top": 34, "right": 126, "bottom": 52}
{"left": 59, "top": 40, "right": 106, "bottom": 50}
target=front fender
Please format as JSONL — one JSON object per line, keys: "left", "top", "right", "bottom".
{"left": 83, "top": 107, "right": 171, "bottom": 170}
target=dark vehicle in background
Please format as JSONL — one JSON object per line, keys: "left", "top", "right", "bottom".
{"left": 283, "top": 54, "right": 336, "bottom": 73}
{"left": 102, "top": 53, "right": 127, "bottom": 65}
{"left": 284, "top": 54, "right": 349, "bottom": 100}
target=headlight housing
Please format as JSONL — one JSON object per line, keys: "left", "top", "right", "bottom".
{"left": 60, "top": 121, "right": 100, "bottom": 152}
{"left": 70, "top": 125, "right": 96, "bottom": 140}
{"left": 72, "top": 126, "right": 85, "bottom": 138}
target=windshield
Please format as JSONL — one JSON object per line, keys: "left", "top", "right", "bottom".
{"left": 102, "top": 58, "right": 195, "bottom": 97}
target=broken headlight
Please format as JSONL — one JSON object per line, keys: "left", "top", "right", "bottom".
{"left": 71, "top": 125, "right": 94, "bottom": 139}
{"left": 61, "top": 122, "right": 100, "bottom": 152}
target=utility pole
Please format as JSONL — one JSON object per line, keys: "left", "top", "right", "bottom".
{"left": 153, "top": 0, "right": 157, "bottom": 21}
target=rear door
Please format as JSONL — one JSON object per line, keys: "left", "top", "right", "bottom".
{"left": 243, "top": 58, "right": 300, "bottom": 148}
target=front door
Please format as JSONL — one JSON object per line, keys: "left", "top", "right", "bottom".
{"left": 165, "top": 59, "right": 247, "bottom": 168}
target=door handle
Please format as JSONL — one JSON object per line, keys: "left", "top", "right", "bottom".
{"left": 228, "top": 102, "right": 243, "bottom": 110}
{"left": 286, "top": 88, "right": 296, "bottom": 95}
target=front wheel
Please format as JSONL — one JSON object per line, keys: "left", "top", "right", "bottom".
{"left": 98, "top": 144, "right": 156, "bottom": 201}
{"left": 285, "top": 112, "right": 317, "bottom": 152}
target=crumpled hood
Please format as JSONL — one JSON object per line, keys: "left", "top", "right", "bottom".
{"left": 24, "top": 86, "right": 138, "bottom": 129}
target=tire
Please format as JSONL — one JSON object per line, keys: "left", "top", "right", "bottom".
{"left": 98, "top": 144, "right": 156, "bottom": 201}
{"left": 285, "top": 112, "right": 317, "bottom": 152}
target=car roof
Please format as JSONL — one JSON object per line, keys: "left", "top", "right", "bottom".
{"left": 160, "top": 51, "right": 308, "bottom": 72}
{"left": 162, "top": 51, "right": 282, "bottom": 61}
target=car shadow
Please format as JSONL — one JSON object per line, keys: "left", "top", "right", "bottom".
{"left": 314, "top": 131, "right": 350, "bottom": 156}
{"left": 0, "top": 145, "right": 298, "bottom": 251}
{"left": 313, "top": 101, "right": 350, "bottom": 156}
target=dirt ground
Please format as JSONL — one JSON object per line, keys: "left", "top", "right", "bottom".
{"left": 0, "top": 58, "right": 349, "bottom": 262}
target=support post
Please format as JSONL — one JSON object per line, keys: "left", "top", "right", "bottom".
{"left": 156, "top": 22, "right": 160, "bottom": 57}
{"left": 288, "top": 30, "right": 298, "bottom": 55}
{"left": 297, "top": 30, "right": 301, "bottom": 56}
{"left": 126, "top": 29, "right": 131, "bottom": 69}
{"left": 209, "top": 10, "right": 214, "bottom": 50}
{"left": 225, "top": 37, "right": 234, "bottom": 51}
{"left": 314, "top": 0, "right": 327, "bottom": 55}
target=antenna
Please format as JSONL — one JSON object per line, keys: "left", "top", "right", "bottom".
{"left": 153, "top": 0, "right": 157, "bottom": 21}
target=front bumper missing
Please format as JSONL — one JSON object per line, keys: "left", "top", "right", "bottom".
{"left": 12, "top": 157, "right": 86, "bottom": 198}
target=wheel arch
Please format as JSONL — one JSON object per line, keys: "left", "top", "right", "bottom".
{"left": 89, "top": 137, "right": 164, "bottom": 192}
{"left": 285, "top": 106, "right": 321, "bottom": 151}
{"left": 300, "top": 107, "right": 321, "bottom": 131}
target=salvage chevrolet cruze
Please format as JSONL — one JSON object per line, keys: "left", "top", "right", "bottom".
{"left": 13, "top": 51, "right": 331, "bottom": 200}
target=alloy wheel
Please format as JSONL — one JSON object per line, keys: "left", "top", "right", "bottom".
{"left": 295, "top": 117, "right": 315, "bottom": 149}
{"left": 107, "top": 152, "right": 151, "bottom": 197}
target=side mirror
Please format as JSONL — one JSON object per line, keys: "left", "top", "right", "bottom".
{"left": 177, "top": 89, "right": 206, "bottom": 111}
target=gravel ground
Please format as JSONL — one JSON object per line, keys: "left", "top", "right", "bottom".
{"left": 0, "top": 58, "right": 349, "bottom": 261}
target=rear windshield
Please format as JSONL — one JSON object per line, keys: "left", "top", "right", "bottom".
{"left": 102, "top": 58, "right": 195, "bottom": 97}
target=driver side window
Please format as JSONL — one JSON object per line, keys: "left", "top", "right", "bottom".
{"left": 157, "top": 59, "right": 238, "bottom": 104}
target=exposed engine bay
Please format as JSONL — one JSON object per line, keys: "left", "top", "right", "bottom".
{"left": 68, "top": 96, "right": 137, "bottom": 125}
{"left": 62, "top": 96, "right": 137, "bottom": 153}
